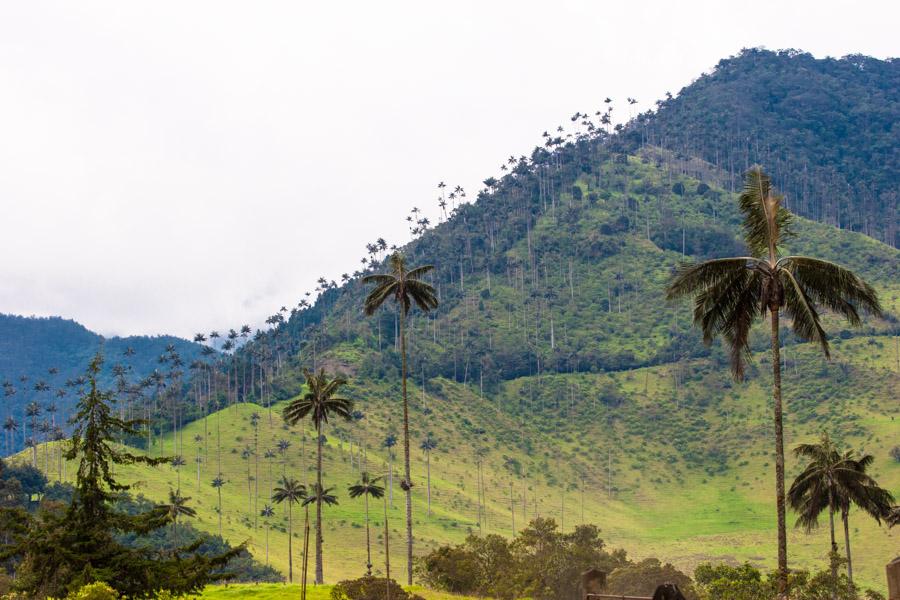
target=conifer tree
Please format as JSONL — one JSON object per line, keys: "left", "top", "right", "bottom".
{"left": 4, "top": 354, "right": 240, "bottom": 598}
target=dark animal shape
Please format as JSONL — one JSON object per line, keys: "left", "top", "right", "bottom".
{"left": 652, "top": 583, "right": 686, "bottom": 600}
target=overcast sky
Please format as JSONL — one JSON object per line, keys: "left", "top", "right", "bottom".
{"left": 1, "top": 1, "right": 897, "bottom": 338}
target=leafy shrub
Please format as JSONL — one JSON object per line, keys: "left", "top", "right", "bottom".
{"left": 330, "top": 576, "right": 422, "bottom": 600}
{"left": 694, "top": 561, "right": 875, "bottom": 600}
{"left": 67, "top": 582, "right": 118, "bottom": 600}
{"left": 607, "top": 558, "right": 696, "bottom": 600}
{"left": 418, "top": 519, "right": 626, "bottom": 600}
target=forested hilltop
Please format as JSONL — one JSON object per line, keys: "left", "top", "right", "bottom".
{"left": 623, "top": 48, "right": 899, "bottom": 246}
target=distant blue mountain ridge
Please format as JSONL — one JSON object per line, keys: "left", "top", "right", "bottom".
{"left": 0, "top": 313, "right": 206, "bottom": 455}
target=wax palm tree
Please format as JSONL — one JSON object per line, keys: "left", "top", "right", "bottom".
{"left": 211, "top": 475, "right": 225, "bottom": 537}
{"left": 789, "top": 434, "right": 894, "bottom": 584}
{"left": 302, "top": 484, "right": 338, "bottom": 509}
{"left": 272, "top": 476, "right": 307, "bottom": 584}
{"left": 3, "top": 416, "right": 17, "bottom": 456}
{"left": 25, "top": 401, "right": 41, "bottom": 466}
{"left": 348, "top": 472, "right": 385, "bottom": 575}
{"left": 194, "top": 434, "right": 203, "bottom": 490}
{"left": 420, "top": 436, "right": 437, "bottom": 516}
{"left": 383, "top": 433, "right": 397, "bottom": 505}
{"left": 162, "top": 488, "right": 197, "bottom": 545}
{"left": 264, "top": 448, "right": 277, "bottom": 496}
{"left": 277, "top": 438, "right": 291, "bottom": 477}
{"left": 283, "top": 368, "right": 353, "bottom": 584}
{"left": 363, "top": 251, "right": 438, "bottom": 584}
{"left": 241, "top": 446, "right": 254, "bottom": 517}
{"left": 260, "top": 504, "right": 275, "bottom": 565}
{"left": 171, "top": 455, "right": 186, "bottom": 491}
{"left": 250, "top": 412, "right": 261, "bottom": 527}
{"left": 667, "top": 167, "right": 882, "bottom": 595}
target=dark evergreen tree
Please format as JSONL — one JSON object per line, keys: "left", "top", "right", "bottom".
{"left": 3, "top": 354, "right": 240, "bottom": 598}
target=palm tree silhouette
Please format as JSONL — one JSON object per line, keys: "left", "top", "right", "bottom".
{"left": 3, "top": 415, "right": 17, "bottom": 456}
{"left": 250, "top": 412, "right": 261, "bottom": 528}
{"left": 241, "top": 446, "right": 254, "bottom": 517}
{"left": 277, "top": 438, "right": 291, "bottom": 477}
{"left": 260, "top": 504, "right": 275, "bottom": 565}
{"left": 194, "top": 434, "right": 203, "bottom": 490}
{"left": 363, "top": 252, "right": 438, "bottom": 584}
{"left": 211, "top": 475, "right": 225, "bottom": 537}
{"left": 25, "top": 401, "right": 41, "bottom": 466}
{"left": 162, "top": 489, "right": 196, "bottom": 545}
{"left": 383, "top": 433, "right": 397, "bottom": 506}
{"left": 788, "top": 434, "right": 894, "bottom": 585}
{"left": 272, "top": 476, "right": 307, "bottom": 583}
{"left": 348, "top": 472, "right": 385, "bottom": 575}
{"left": 171, "top": 455, "right": 186, "bottom": 491}
{"left": 283, "top": 368, "right": 353, "bottom": 584}
{"left": 667, "top": 168, "right": 882, "bottom": 595}
{"left": 264, "top": 448, "right": 277, "bottom": 498}
{"left": 420, "top": 436, "right": 437, "bottom": 516}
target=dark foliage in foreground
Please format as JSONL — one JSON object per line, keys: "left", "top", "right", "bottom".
{"left": 0, "top": 355, "right": 241, "bottom": 599}
{"left": 331, "top": 575, "right": 424, "bottom": 600}
{"left": 417, "top": 517, "right": 667, "bottom": 600}
{"left": 693, "top": 561, "right": 885, "bottom": 600}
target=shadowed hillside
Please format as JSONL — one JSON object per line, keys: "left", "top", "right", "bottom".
{"left": 0, "top": 314, "right": 206, "bottom": 453}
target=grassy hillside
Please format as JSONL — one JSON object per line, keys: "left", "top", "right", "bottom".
{"left": 22, "top": 333, "right": 898, "bottom": 591}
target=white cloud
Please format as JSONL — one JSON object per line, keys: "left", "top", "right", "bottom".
{"left": 0, "top": 0, "right": 896, "bottom": 337}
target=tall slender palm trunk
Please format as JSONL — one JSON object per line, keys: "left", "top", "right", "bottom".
{"left": 364, "top": 491, "right": 372, "bottom": 575}
{"left": 302, "top": 505, "right": 311, "bottom": 600}
{"left": 828, "top": 490, "right": 838, "bottom": 600}
{"left": 315, "top": 423, "right": 324, "bottom": 584}
{"left": 217, "top": 487, "right": 222, "bottom": 537}
{"left": 842, "top": 509, "right": 853, "bottom": 583}
{"left": 384, "top": 491, "right": 391, "bottom": 600}
{"left": 426, "top": 450, "right": 431, "bottom": 516}
{"left": 770, "top": 309, "right": 788, "bottom": 597}
{"left": 400, "top": 308, "right": 414, "bottom": 585}
{"left": 287, "top": 504, "right": 293, "bottom": 583}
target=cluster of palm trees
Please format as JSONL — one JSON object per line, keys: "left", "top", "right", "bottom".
{"left": 195, "top": 252, "right": 439, "bottom": 589}
{"left": 788, "top": 434, "right": 894, "bottom": 589}
{"left": 2, "top": 370, "right": 68, "bottom": 473}
{"left": 668, "top": 167, "right": 888, "bottom": 596}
